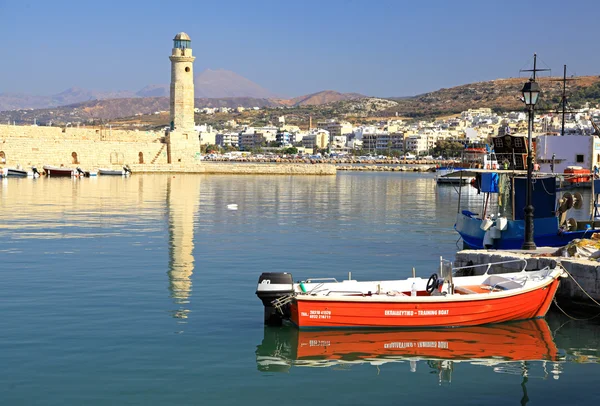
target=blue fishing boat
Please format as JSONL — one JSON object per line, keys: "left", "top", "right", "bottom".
{"left": 452, "top": 168, "right": 600, "bottom": 249}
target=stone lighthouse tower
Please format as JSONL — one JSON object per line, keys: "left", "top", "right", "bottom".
{"left": 166, "top": 32, "right": 199, "bottom": 164}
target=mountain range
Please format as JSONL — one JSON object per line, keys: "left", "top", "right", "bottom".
{"left": 3, "top": 72, "right": 600, "bottom": 124}
{"left": 0, "top": 69, "right": 357, "bottom": 112}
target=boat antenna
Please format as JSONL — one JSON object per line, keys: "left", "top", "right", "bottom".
{"left": 519, "top": 53, "right": 550, "bottom": 81}
{"left": 549, "top": 65, "right": 576, "bottom": 136}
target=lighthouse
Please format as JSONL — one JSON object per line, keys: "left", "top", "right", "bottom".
{"left": 169, "top": 32, "right": 195, "bottom": 131}
{"left": 167, "top": 32, "right": 199, "bottom": 164}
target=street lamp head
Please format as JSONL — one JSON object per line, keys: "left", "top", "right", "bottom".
{"left": 521, "top": 79, "right": 541, "bottom": 107}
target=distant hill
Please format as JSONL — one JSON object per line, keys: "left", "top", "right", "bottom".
{"left": 5, "top": 74, "right": 600, "bottom": 124}
{"left": 380, "top": 75, "right": 600, "bottom": 117}
{"left": 0, "top": 96, "right": 285, "bottom": 124}
{"left": 280, "top": 90, "right": 365, "bottom": 106}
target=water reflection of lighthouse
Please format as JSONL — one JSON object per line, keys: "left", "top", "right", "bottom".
{"left": 167, "top": 175, "right": 200, "bottom": 321}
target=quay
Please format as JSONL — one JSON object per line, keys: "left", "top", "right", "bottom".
{"left": 454, "top": 248, "right": 600, "bottom": 307}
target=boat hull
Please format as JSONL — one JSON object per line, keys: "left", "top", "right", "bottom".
{"left": 455, "top": 212, "right": 595, "bottom": 249}
{"left": 98, "top": 169, "right": 127, "bottom": 176}
{"left": 290, "top": 278, "right": 560, "bottom": 329}
{"left": 2, "top": 168, "right": 28, "bottom": 177}
{"left": 43, "top": 166, "right": 74, "bottom": 177}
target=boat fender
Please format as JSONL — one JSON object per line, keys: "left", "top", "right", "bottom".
{"left": 480, "top": 218, "right": 493, "bottom": 231}
{"left": 483, "top": 230, "right": 494, "bottom": 247}
{"left": 488, "top": 226, "right": 501, "bottom": 239}
{"left": 496, "top": 217, "right": 508, "bottom": 231}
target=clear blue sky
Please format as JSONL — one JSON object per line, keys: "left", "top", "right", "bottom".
{"left": 0, "top": 0, "right": 598, "bottom": 98}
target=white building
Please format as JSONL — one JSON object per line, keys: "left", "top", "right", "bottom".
{"left": 353, "top": 126, "right": 378, "bottom": 141}
{"left": 536, "top": 134, "right": 600, "bottom": 174}
{"left": 216, "top": 132, "right": 239, "bottom": 148}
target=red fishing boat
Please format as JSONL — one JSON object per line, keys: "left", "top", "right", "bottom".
{"left": 256, "top": 259, "right": 565, "bottom": 329}
{"left": 256, "top": 319, "right": 558, "bottom": 372}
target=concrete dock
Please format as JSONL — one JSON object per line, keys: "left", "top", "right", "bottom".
{"left": 454, "top": 249, "right": 600, "bottom": 306}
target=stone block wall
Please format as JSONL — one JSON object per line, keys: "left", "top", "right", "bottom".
{"left": 0, "top": 124, "right": 168, "bottom": 169}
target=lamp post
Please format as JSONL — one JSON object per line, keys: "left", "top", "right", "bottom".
{"left": 521, "top": 78, "right": 540, "bottom": 250}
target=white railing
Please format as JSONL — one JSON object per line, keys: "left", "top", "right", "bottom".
{"left": 441, "top": 257, "right": 528, "bottom": 275}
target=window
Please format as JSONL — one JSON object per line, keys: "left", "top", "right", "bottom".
{"left": 576, "top": 154, "right": 584, "bottom": 163}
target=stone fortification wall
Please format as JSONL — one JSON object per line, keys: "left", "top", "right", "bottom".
{"left": 0, "top": 124, "right": 168, "bottom": 169}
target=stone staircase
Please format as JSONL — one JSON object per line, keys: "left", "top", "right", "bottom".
{"left": 151, "top": 144, "right": 166, "bottom": 164}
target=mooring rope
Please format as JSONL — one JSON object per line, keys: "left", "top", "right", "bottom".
{"left": 455, "top": 235, "right": 463, "bottom": 249}
{"left": 552, "top": 297, "right": 600, "bottom": 321}
{"left": 552, "top": 262, "right": 600, "bottom": 320}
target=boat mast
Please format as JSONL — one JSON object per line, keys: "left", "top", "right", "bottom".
{"left": 561, "top": 65, "right": 566, "bottom": 136}
{"left": 550, "top": 65, "right": 574, "bottom": 136}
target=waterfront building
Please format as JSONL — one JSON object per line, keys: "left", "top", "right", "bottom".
{"left": 376, "top": 132, "right": 404, "bottom": 152}
{"left": 536, "top": 133, "right": 600, "bottom": 174}
{"left": 317, "top": 119, "right": 353, "bottom": 139}
{"left": 216, "top": 132, "right": 239, "bottom": 148}
{"left": 353, "top": 126, "right": 378, "bottom": 141}
{"left": 301, "top": 129, "right": 330, "bottom": 149}
{"left": 330, "top": 135, "right": 348, "bottom": 151}
{"left": 276, "top": 131, "right": 293, "bottom": 147}
{"left": 405, "top": 132, "right": 437, "bottom": 155}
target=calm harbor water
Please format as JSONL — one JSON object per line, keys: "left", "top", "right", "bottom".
{"left": 1, "top": 172, "right": 599, "bottom": 405}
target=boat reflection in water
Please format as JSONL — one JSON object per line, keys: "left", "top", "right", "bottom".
{"left": 256, "top": 319, "right": 561, "bottom": 382}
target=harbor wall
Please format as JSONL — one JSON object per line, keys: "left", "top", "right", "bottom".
{"left": 454, "top": 250, "right": 600, "bottom": 303}
{"left": 0, "top": 124, "right": 337, "bottom": 174}
{"left": 0, "top": 124, "right": 168, "bottom": 168}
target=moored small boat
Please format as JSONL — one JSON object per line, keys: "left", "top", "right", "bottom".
{"left": 43, "top": 165, "right": 75, "bottom": 177}
{"left": 256, "top": 258, "right": 565, "bottom": 329}
{"left": 75, "top": 167, "right": 97, "bottom": 177}
{"left": 98, "top": 166, "right": 132, "bottom": 176}
{"left": 1, "top": 167, "right": 28, "bottom": 177}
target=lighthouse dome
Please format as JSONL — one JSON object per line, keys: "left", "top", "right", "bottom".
{"left": 174, "top": 32, "right": 191, "bottom": 41}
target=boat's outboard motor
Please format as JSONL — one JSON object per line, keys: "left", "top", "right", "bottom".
{"left": 256, "top": 272, "right": 294, "bottom": 326}
{"left": 76, "top": 167, "right": 86, "bottom": 177}
{"left": 123, "top": 166, "right": 132, "bottom": 175}
{"left": 31, "top": 166, "right": 41, "bottom": 177}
